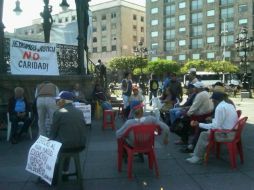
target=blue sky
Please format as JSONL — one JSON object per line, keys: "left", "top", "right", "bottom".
{"left": 3, "top": 0, "right": 145, "bottom": 33}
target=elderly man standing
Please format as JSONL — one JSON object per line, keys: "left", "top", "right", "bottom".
{"left": 186, "top": 91, "right": 238, "bottom": 164}
{"left": 35, "top": 81, "right": 59, "bottom": 137}
{"left": 50, "top": 91, "right": 87, "bottom": 174}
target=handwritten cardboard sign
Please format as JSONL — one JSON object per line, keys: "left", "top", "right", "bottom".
{"left": 26, "top": 135, "right": 62, "bottom": 185}
{"left": 74, "top": 103, "right": 91, "bottom": 125}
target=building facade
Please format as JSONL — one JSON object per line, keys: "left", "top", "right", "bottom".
{"left": 89, "top": 0, "right": 146, "bottom": 64}
{"left": 146, "top": 0, "right": 254, "bottom": 70}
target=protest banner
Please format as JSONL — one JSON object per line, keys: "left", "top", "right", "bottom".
{"left": 10, "top": 38, "right": 59, "bottom": 75}
{"left": 74, "top": 103, "right": 91, "bottom": 125}
{"left": 26, "top": 135, "right": 62, "bottom": 185}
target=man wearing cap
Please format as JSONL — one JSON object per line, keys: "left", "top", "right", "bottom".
{"left": 116, "top": 100, "right": 169, "bottom": 146}
{"left": 50, "top": 91, "right": 87, "bottom": 172}
{"left": 186, "top": 91, "right": 238, "bottom": 164}
{"left": 178, "top": 81, "right": 214, "bottom": 152}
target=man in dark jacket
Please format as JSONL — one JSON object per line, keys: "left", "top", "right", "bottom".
{"left": 50, "top": 91, "right": 87, "bottom": 172}
{"left": 8, "top": 87, "right": 31, "bottom": 144}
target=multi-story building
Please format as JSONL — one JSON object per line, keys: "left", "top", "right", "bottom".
{"left": 146, "top": 0, "right": 254, "bottom": 69}
{"left": 89, "top": 0, "right": 146, "bottom": 64}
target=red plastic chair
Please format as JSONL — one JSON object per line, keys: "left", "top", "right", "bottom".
{"left": 117, "top": 124, "right": 160, "bottom": 179}
{"left": 205, "top": 116, "right": 248, "bottom": 168}
{"left": 103, "top": 110, "right": 115, "bottom": 130}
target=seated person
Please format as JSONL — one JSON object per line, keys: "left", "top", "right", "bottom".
{"left": 93, "top": 83, "right": 112, "bottom": 110}
{"left": 159, "top": 87, "right": 176, "bottom": 122}
{"left": 50, "top": 91, "right": 87, "bottom": 179}
{"left": 116, "top": 101, "right": 169, "bottom": 146}
{"left": 128, "top": 86, "right": 145, "bottom": 119}
{"left": 186, "top": 91, "right": 238, "bottom": 164}
{"left": 8, "top": 87, "right": 31, "bottom": 144}
{"left": 71, "top": 83, "right": 87, "bottom": 103}
{"left": 169, "top": 84, "right": 197, "bottom": 125}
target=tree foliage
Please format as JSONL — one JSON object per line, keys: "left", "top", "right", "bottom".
{"left": 181, "top": 59, "right": 239, "bottom": 74}
{"left": 146, "top": 59, "right": 181, "bottom": 76}
{"left": 108, "top": 56, "right": 147, "bottom": 73}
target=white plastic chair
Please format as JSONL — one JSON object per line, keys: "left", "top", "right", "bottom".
{"left": 6, "top": 112, "right": 33, "bottom": 141}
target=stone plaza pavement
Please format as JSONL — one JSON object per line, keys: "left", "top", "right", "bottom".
{"left": 0, "top": 96, "right": 254, "bottom": 190}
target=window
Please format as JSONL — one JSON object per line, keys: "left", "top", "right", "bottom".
{"left": 111, "top": 23, "right": 117, "bottom": 30}
{"left": 165, "top": 5, "right": 176, "bottom": 16}
{"left": 192, "top": 53, "right": 200, "bottom": 59}
{"left": 71, "top": 16, "right": 76, "bottom": 21}
{"left": 93, "top": 47, "right": 97, "bottom": 53}
{"left": 151, "top": 31, "right": 159, "bottom": 37}
{"left": 141, "top": 16, "right": 144, "bottom": 22}
{"left": 101, "top": 14, "right": 106, "bottom": 20}
{"left": 179, "top": 27, "right": 186, "bottom": 33}
{"left": 101, "top": 36, "right": 107, "bottom": 43}
{"left": 151, "top": 43, "right": 158, "bottom": 49}
{"left": 58, "top": 18, "right": 62, "bottom": 23}
{"left": 92, "top": 16, "right": 97, "bottom": 22}
{"left": 207, "top": 0, "right": 215, "bottom": 3}
{"left": 93, "top": 37, "right": 97, "bottom": 43}
{"left": 192, "top": 25, "right": 202, "bottom": 36}
{"left": 179, "top": 40, "right": 186, "bottom": 46}
{"left": 239, "top": 4, "right": 248, "bottom": 13}
{"left": 101, "top": 25, "right": 107, "bottom": 31}
{"left": 111, "top": 12, "right": 116, "bottom": 18}
{"left": 166, "top": 17, "right": 176, "bottom": 27}
{"left": 207, "top": 36, "right": 215, "bottom": 43}
{"left": 191, "top": 38, "right": 203, "bottom": 48}
{"left": 141, "top": 27, "right": 144, "bottom": 32}
{"left": 207, "top": 52, "right": 215, "bottom": 59}
{"left": 133, "top": 35, "right": 137, "bottom": 41}
{"left": 151, "top": 57, "right": 158, "bottom": 61}
{"left": 221, "top": 7, "right": 234, "bottom": 19}
{"left": 179, "top": 2, "right": 186, "bottom": 9}
{"left": 166, "top": 41, "right": 175, "bottom": 51}
{"left": 151, "top": 8, "right": 159, "bottom": 14}
{"left": 220, "top": 0, "right": 234, "bottom": 6}
{"left": 151, "top": 0, "right": 158, "bottom": 2}
{"left": 191, "top": 12, "right": 202, "bottom": 24}
{"left": 221, "top": 35, "right": 234, "bottom": 46}
{"left": 65, "top": 17, "right": 69, "bottom": 22}
{"left": 133, "top": 14, "right": 137, "bottom": 20}
{"left": 207, "top": 23, "right": 215, "bottom": 29}
{"left": 239, "top": 19, "right": 248, "bottom": 25}
{"left": 179, "top": 14, "right": 186, "bottom": 21}
{"left": 151, "top": 19, "right": 158, "bottom": 26}
{"left": 207, "top": 10, "right": 215, "bottom": 16}
{"left": 102, "top": 46, "right": 107, "bottom": 52}
{"left": 133, "top": 25, "right": 137, "bottom": 31}
{"left": 166, "top": 29, "right": 175, "bottom": 39}
{"left": 166, "top": 56, "right": 173, "bottom": 60}
{"left": 112, "top": 45, "right": 116, "bottom": 51}
{"left": 221, "top": 21, "right": 234, "bottom": 32}
{"left": 191, "top": 0, "right": 202, "bottom": 10}
{"left": 179, "top": 54, "right": 186, "bottom": 61}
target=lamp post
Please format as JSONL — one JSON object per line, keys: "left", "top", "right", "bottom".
{"left": 133, "top": 41, "right": 148, "bottom": 74}
{"left": 234, "top": 27, "right": 254, "bottom": 92}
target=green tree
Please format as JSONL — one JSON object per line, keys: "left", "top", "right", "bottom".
{"left": 180, "top": 59, "right": 207, "bottom": 73}
{"left": 109, "top": 56, "right": 147, "bottom": 73}
{"left": 206, "top": 60, "right": 239, "bottom": 74}
{"left": 146, "top": 59, "right": 181, "bottom": 76}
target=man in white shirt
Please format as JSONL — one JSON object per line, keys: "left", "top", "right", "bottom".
{"left": 186, "top": 91, "right": 238, "bottom": 164}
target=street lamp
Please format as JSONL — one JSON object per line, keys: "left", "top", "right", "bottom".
{"left": 234, "top": 27, "right": 254, "bottom": 91}
{"left": 0, "top": 0, "right": 90, "bottom": 75}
